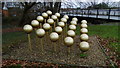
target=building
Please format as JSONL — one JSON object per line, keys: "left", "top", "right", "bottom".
{"left": 2, "top": 2, "right": 9, "bottom": 17}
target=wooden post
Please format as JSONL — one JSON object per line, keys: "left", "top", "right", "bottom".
{"left": 54, "top": 42, "right": 56, "bottom": 52}
{"left": 108, "top": 8, "right": 111, "bottom": 19}
{"left": 88, "top": 9, "right": 90, "bottom": 17}
{"left": 96, "top": 9, "right": 99, "bottom": 18}
{"left": 82, "top": 9, "right": 83, "bottom": 16}
{"left": 41, "top": 38, "right": 43, "bottom": 52}
{"left": 28, "top": 34, "right": 32, "bottom": 51}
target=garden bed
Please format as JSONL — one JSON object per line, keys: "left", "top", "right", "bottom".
{"left": 2, "top": 36, "right": 111, "bottom": 67}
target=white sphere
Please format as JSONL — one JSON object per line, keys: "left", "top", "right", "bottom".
{"left": 43, "top": 23, "right": 51, "bottom": 30}
{"left": 51, "top": 15, "right": 57, "bottom": 20}
{"left": 23, "top": 25, "right": 33, "bottom": 33}
{"left": 37, "top": 16, "right": 44, "bottom": 22}
{"left": 80, "top": 28, "right": 88, "bottom": 34}
{"left": 72, "top": 17, "right": 78, "bottom": 22}
{"left": 70, "top": 21, "right": 77, "bottom": 25}
{"left": 55, "top": 13, "right": 60, "bottom": 17}
{"left": 79, "top": 41, "right": 90, "bottom": 52}
{"left": 42, "top": 12, "right": 48, "bottom": 18}
{"left": 50, "top": 32, "right": 59, "bottom": 41}
{"left": 46, "top": 10, "right": 52, "bottom": 15}
{"left": 81, "top": 23, "right": 88, "bottom": 28}
{"left": 61, "top": 18, "right": 67, "bottom": 23}
{"left": 58, "top": 22, "right": 65, "bottom": 27}
{"left": 31, "top": 20, "right": 39, "bottom": 27}
{"left": 55, "top": 26, "right": 63, "bottom": 34}
{"left": 36, "top": 29, "right": 45, "bottom": 37}
{"left": 80, "top": 34, "right": 89, "bottom": 41}
{"left": 69, "top": 25, "right": 76, "bottom": 30}
{"left": 64, "top": 37, "right": 74, "bottom": 47}
{"left": 47, "top": 19, "right": 54, "bottom": 25}
{"left": 81, "top": 20, "right": 87, "bottom": 24}
{"left": 67, "top": 30, "right": 75, "bottom": 37}
{"left": 63, "top": 15, "right": 69, "bottom": 19}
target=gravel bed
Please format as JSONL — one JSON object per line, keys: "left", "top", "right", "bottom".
{"left": 3, "top": 36, "right": 110, "bottom": 66}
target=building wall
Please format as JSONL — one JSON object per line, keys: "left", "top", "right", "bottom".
{"left": 2, "top": 10, "right": 9, "bottom": 17}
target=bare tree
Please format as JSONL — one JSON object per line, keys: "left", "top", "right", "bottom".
{"left": 19, "top": 1, "right": 61, "bottom": 26}
{"left": 19, "top": 2, "right": 36, "bottom": 26}
{"left": 49, "top": 0, "right": 61, "bottom": 14}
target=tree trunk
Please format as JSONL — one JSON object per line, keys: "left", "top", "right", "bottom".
{"left": 19, "top": 8, "right": 28, "bottom": 26}
{"left": 53, "top": 2, "right": 61, "bottom": 14}
{"left": 49, "top": 2, "right": 61, "bottom": 14}
{"left": 19, "top": 2, "right": 36, "bottom": 26}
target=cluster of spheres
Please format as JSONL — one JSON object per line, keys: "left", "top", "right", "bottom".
{"left": 23, "top": 10, "right": 90, "bottom": 53}
{"left": 80, "top": 20, "right": 90, "bottom": 52}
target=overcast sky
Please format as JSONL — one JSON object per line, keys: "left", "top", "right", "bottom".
{"left": 60, "top": 0, "right": 120, "bottom": 8}
{"left": 1, "top": 0, "right": 119, "bottom": 8}
{"left": 1, "top": 0, "right": 120, "bottom": 2}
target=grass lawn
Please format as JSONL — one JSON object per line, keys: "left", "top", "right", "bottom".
{"left": 3, "top": 31, "right": 27, "bottom": 45}
{"left": 89, "top": 25, "right": 120, "bottom": 55}
{"left": 76, "top": 24, "right": 120, "bottom": 54}
{"left": 88, "top": 25, "right": 119, "bottom": 40}
{"left": 2, "top": 24, "right": 120, "bottom": 54}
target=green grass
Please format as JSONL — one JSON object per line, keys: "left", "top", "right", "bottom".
{"left": 7, "top": 64, "right": 22, "bottom": 68}
{"left": 76, "top": 24, "right": 119, "bottom": 40}
{"left": 2, "top": 31, "right": 27, "bottom": 53}
{"left": 79, "top": 53, "right": 88, "bottom": 58}
{"left": 109, "top": 42, "right": 120, "bottom": 56}
{"left": 89, "top": 25, "right": 120, "bottom": 54}
{"left": 2, "top": 31, "right": 27, "bottom": 45}
{"left": 88, "top": 25, "right": 119, "bottom": 40}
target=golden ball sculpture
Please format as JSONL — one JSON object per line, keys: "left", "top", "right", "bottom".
{"left": 43, "top": 23, "right": 51, "bottom": 31}
{"left": 79, "top": 41, "right": 90, "bottom": 52}
{"left": 23, "top": 24, "right": 33, "bottom": 34}
{"left": 47, "top": 19, "right": 54, "bottom": 25}
{"left": 70, "top": 20, "right": 77, "bottom": 25}
{"left": 50, "top": 32, "right": 59, "bottom": 42}
{"left": 69, "top": 25, "right": 76, "bottom": 31}
{"left": 67, "top": 30, "right": 75, "bottom": 37}
{"left": 61, "top": 18, "right": 67, "bottom": 23}
{"left": 36, "top": 28, "right": 45, "bottom": 38}
{"left": 80, "top": 28, "right": 88, "bottom": 34}
{"left": 31, "top": 20, "right": 39, "bottom": 27}
{"left": 42, "top": 12, "right": 48, "bottom": 18}
{"left": 37, "top": 16, "right": 44, "bottom": 22}
{"left": 72, "top": 17, "right": 78, "bottom": 22}
{"left": 55, "top": 26, "right": 63, "bottom": 34}
{"left": 64, "top": 37, "right": 74, "bottom": 47}
{"left": 81, "top": 23, "right": 88, "bottom": 28}
{"left": 58, "top": 22, "right": 65, "bottom": 27}
{"left": 81, "top": 20, "right": 87, "bottom": 24}
{"left": 63, "top": 15, "right": 69, "bottom": 19}
{"left": 80, "top": 34, "right": 89, "bottom": 41}
{"left": 47, "top": 10, "right": 52, "bottom": 15}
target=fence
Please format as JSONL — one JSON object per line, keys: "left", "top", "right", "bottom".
{"left": 60, "top": 8, "right": 119, "bottom": 20}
